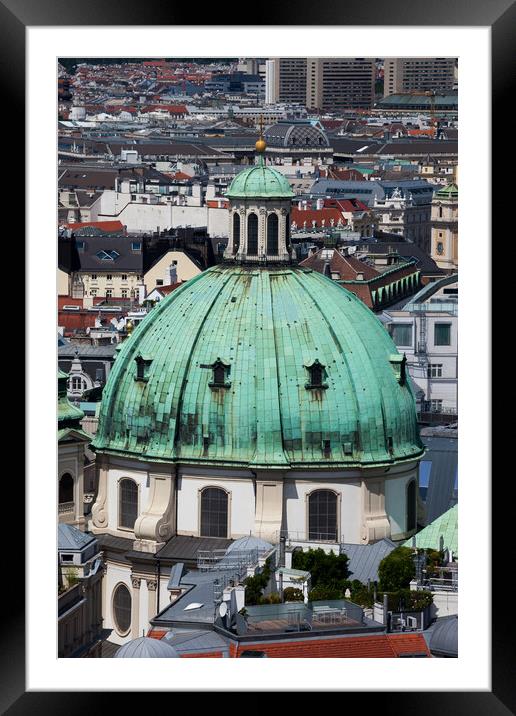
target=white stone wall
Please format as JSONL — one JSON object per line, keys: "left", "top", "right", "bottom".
{"left": 106, "top": 466, "right": 151, "bottom": 537}
{"left": 58, "top": 441, "right": 85, "bottom": 527}
{"left": 208, "top": 206, "right": 230, "bottom": 237}
{"left": 176, "top": 473, "right": 255, "bottom": 538}
{"left": 103, "top": 561, "right": 133, "bottom": 645}
{"left": 384, "top": 469, "right": 418, "bottom": 539}
{"left": 283, "top": 477, "right": 362, "bottom": 544}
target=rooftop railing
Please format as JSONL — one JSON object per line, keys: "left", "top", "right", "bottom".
{"left": 243, "top": 599, "right": 364, "bottom": 633}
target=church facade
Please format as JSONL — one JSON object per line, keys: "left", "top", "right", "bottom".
{"left": 88, "top": 137, "right": 425, "bottom": 644}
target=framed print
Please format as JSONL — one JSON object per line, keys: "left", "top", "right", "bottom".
{"left": 3, "top": 0, "right": 510, "bottom": 708}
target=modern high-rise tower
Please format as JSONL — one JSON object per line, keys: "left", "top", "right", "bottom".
{"left": 306, "top": 58, "right": 376, "bottom": 111}
{"left": 384, "top": 58, "right": 456, "bottom": 97}
{"left": 266, "top": 57, "right": 376, "bottom": 110}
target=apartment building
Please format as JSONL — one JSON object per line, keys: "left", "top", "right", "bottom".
{"left": 266, "top": 57, "right": 375, "bottom": 110}
{"left": 384, "top": 58, "right": 456, "bottom": 97}
{"left": 306, "top": 58, "right": 376, "bottom": 111}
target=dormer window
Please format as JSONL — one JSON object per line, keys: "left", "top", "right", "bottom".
{"left": 305, "top": 359, "right": 328, "bottom": 390}
{"left": 389, "top": 354, "right": 407, "bottom": 385}
{"left": 134, "top": 354, "right": 152, "bottom": 382}
{"left": 202, "top": 358, "right": 231, "bottom": 389}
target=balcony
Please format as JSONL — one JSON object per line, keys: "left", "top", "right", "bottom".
{"left": 241, "top": 599, "right": 365, "bottom": 635}
{"left": 58, "top": 501, "right": 75, "bottom": 515}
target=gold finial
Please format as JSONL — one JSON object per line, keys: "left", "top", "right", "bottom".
{"left": 255, "top": 114, "right": 266, "bottom": 153}
{"left": 125, "top": 318, "right": 134, "bottom": 335}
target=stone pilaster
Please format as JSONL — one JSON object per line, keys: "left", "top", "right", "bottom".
{"left": 146, "top": 579, "right": 157, "bottom": 623}
{"left": 90, "top": 455, "right": 109, "bottom": 532}
{"left": 130, "top": 577, "right": 141, "bottom": 639}
{"left": 133, "top": 467, "right": 176, "bottom": 552}
{"left": 253, "top": 470, "right": 285, "bottom": 542}
{"left": 361, "top": 478, "right": 390, "bottom": 544}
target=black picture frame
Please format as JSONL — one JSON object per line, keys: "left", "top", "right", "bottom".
{"left": 5, "top": 0, "right": 509, "bottom": 709}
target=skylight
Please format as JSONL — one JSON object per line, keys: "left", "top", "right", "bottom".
{"left": 96, "top": 250, "right": 120, "bottom": 261}
{"left": 183, "top": 603, "right": 204, "bottom": 611}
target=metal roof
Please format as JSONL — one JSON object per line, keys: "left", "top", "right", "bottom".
{"left": 58, "top": 524, "right": 97, "bottom": 552}
{"left": 226, "top": 156, "right": 294, "bottom": 199}
{"left": 404, "top": 504, "right": 458, "bottom": 556}
{"left": 163, "top": 629, "right": 229, "bottom": 655}
{"left": 156, "top": 535, "right": 233, "bottom": 562}
{"left": 419, "top": 435, "right": 458, "bottom": 524}
{"left": 114, "top": 636, "right": 180, "bottom": 658}
{"left": 424, "top": 615, "right": 458, "bottom": 657}
{"left": 341, "top": 538, "right": 397, "bottom": 584}
{"left": 92, "top": 265, "right": 424, "bottom": 468}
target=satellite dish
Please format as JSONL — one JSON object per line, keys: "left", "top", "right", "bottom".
{"left": 218, "top": 602, "right": 228, "bottom": 618}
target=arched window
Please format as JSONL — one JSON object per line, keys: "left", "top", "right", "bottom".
{"left": 407, "top": 479, "right": 416, "bottom": 532}
{"left": 119, "top": 479, "right": 138, "bottom": 530}
{"left": 308, "top": 490, "right": 338, "bottom": 542}
{"left": 200, "top": 487, "right": 228, "bottom": 538}
{"left": 232, "top": 212, "right": 240, "bottom": 254}
{"left": 247, "top": 213, "right": 258, "bottom": 255}
{"left": 267, "top": 213, "right": 278, "bottom": 255}
{"left": 59, "top": 473, "right": 74, "bottom": 504}
{"left": 69, "top": 376, "right": 86, "bottom": 393}
{"left": 438, "top": 205, "right": 443, "bottom": 218}
{"left": 112, "top": 583, "right": 131, "bottom": 635}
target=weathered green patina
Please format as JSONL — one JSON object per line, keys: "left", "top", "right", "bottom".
{"left": 403, "top": 504, "right": 458, "bottom": 556}
{"left": 92, "top": 266, "right": 424, "bottom": 469}
{"left": 58, "top": 369, "right": 85, "bottom": 426}
{"left": 435, "top": 183, "right": 458, "bottom": 199}
{"left": 226, "top": 158, "right": 294, "bottom": 200}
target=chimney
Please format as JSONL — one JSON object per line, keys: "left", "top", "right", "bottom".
{"left": 166, "top": 263, "right": 177, "bottom": 286}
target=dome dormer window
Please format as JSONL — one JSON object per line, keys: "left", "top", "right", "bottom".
{"left": 389, "top": 354, "right": 407, "bottom": 385}
{"left": 203, "top": 358, "right": 231, "bottom": 389}
{"left": 305, "top": 359, "right": 328, "bottom": 390}
{"left": 134, "top": 355, "right": 152, "bottom": 382}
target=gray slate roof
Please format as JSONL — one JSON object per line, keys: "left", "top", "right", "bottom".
{"left": 154, "top": 569, "right": 227, "bottom": 626}
{"left": 420, "top": 435, "right": 458, "bottom": 524}
{"left": 58, "top": 344, "right": 118, "bottom": 358}
{"left": 341, "top": 538, "right": 397, "bottom": 584}
{"left": 114, "top": 636, "right": 180, "bottom": 658}
{"left": 163, "top": 629, "right": 229, "bottom": 655}
{"left": 424, "top": 615, "right": 458, "bottom": 657}
{"left": 155, "top": 535, "right": 233, "bottom": 563}
{"left": 58, "top": 524, "right": 97, "bottom": 551}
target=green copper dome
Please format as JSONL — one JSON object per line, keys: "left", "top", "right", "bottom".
{"left": 92, "top": 266, "right": 424, "bottom": 468}
{"left": 226, "top": 160, "right": 294, "bottom": 200}
{"left": 435, "top": 183, "right": 458, "bottom": 199}
{"left": 58, "top": 369, "right": 85, "bottom": 425}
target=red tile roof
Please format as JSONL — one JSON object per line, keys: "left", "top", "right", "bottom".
{"left": 207, "top": 199, "right": 229, "bottom": 208}
{"left": 291, "top": 207, "right": 345, "bottom": 229}
{"left": 168, "top": 171, "right": 192, "bottom": 181}
{"left": 63, "top": 220, "right": 125, "bottom": 233}
{"left": 146, "top": 629, "right": 167, "bottom": 640}
{"left": 236, "top": 633, "right": 430, "bottom": 658}
{"left": 141, "top": 104, "right": 188, "bottom": 115}
{"left": 58, "top": 296, "right": 84, "bottom": 309}
{"left": 388, "top": 633, "right": 431, "bottom": 657}
{"left": 150, "top": 282, "right": 183, "bottom": 296}
{"left": 321, "top": 167, "right": 366, "bottom": 182}
{"left": 300, "top": 248, "right": 379, "bottom": 281}
{"left": 323, "top": 198, "right": 370, "bottom": 213}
